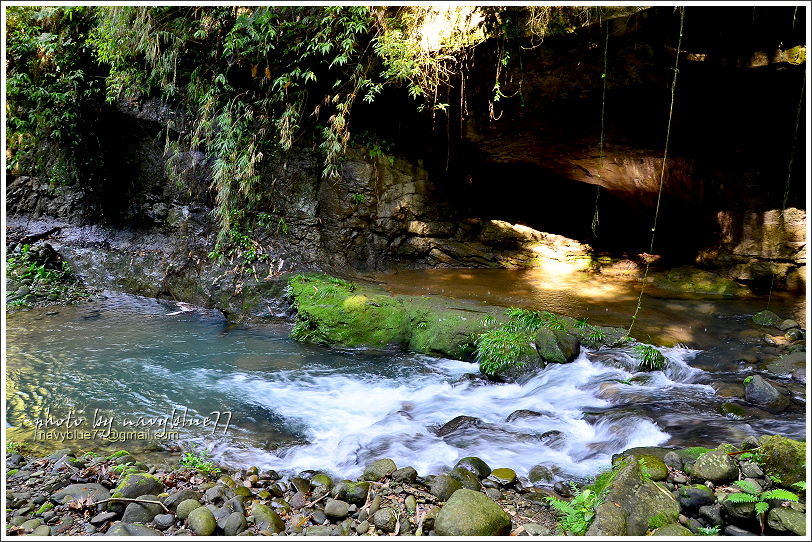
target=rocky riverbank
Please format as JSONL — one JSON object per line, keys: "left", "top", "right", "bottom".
{"left": 5, "top": 434, "right": 806, "bottom": 537}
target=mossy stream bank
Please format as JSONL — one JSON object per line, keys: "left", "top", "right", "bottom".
{"left": 286, "top": 273, "right": 631, "bottom": 379}
{"left": 5, "top": 434, "right": 806, "bottom": 536}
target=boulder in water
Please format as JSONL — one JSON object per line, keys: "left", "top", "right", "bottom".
{"left": 362, "top": 458, "right": 397, "bottom": 481}
{"left": 744, "top": 375, "right": 790, "bottom": 413}
{"left": 435, "top": 416, "right": 483, "bottom": 437}
{"left": 453, "top": 456, "right": 492, "bottom": 479}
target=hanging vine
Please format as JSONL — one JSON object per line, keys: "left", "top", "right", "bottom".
{"left": 627, "top": 7, "right": 686, "bottom": 337}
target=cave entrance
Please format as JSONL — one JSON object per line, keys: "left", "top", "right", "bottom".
{"left": 452, "top": 160, "right": 716, "bottom": 264}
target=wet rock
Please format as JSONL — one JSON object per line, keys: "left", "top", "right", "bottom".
{"left": 362, "top": 458, "right": 397, "bottom": 481}
{"left": 678, "top": 484, "right": 715, "bottom": 509}
{"left": 453, "top": 456, "right": 492, "bottom": 479}
{"left": 153, "top": 513, "right": 175, "bottom": 530}
{"left": 373, "top": 507, "right": 398, "bottom": 532}
{"left": 489, "top": 468, "right": 517, "bottom": 486}
{"left": 785, "top": 328, "right": 804, "bottom": 341}
{"left": 289, "top": 491, "right": 307, "bottom": 509}
{"left": 722, "top": 494, "right": 756, "bottom": 521}
{"left": 752, "top": 310, "right": 780, "bottom": 326}
{"left": 105, "top": 522, "right": 164, "bottom": 536}
{"left": 720, "top": 402, "right": 747, "bottom": 419}
{"left": 391, "top": 466, "right": 417, "bottom": 484}
{"left": 745, "top": 375, "right": 790, "bottom": 413}
{"left": 535, "top": 327, "right": 579, "bottom": 365}
{"left": 289, "top": 476, "right": 311, "bottom": 494}
{"left": 162, "top": 489, "right": 201, "bottom": 511}
{"left": 52, "top": 483, "right": 110, "bottom": 505}
{"left": 325, "top": 499, "right": 350, "bottom": 520}
{"left": 777, "top": 319, "right": 799, "bottom": 331}
{"left": 505, "top": 409, "right": 547, "bottom": 423}
{"left": 343, "top": 481, "right": 370, "bottom": 505}
{"left": 176, "top": 499, "right": 201, "bottom": 520}
{"left": 698, "top": 503, "right": 724, "bottom": 527}
{"left": 767, "top": 507, "right": 806, "bottom": 536}
{"left": 691, "top": 451, "right": 738, "bottom": 484}
{"left": 204, "top": 484, "right": 234, "bottom": 504}
{"left": 434, "top": 488, "right": 511, "bottom": 536}
{"left": 252, "top": 502, "right": 285, "bottom": 533}
{"left": 662, "top": 451, "right": 683, "bottom": 471}
{"left": 223, "top": 511, "right": 248, "bottom": 536}
{"left": 211, "top": 505, "right": 232, "bottom": 529}
{"left": 528, "top": 464, "right": 554, "bottom": 484}
{"left": 430, "top": 474, "right": 462, "bottom": 501}
{"left": 448, "top": 467, "right": 482, "bottom": 491}
{"left": 121, "top": 494, "right": 163, "bottom": 523}
{"left": 553, "top": 481, "right": 572, "bottom": 498}
{"left": 436, "top": 416, "right": 482, "bottom": 437}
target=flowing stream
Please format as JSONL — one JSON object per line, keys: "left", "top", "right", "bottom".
{"left": 5, "top": 284, "right": 806, "bottom": 482}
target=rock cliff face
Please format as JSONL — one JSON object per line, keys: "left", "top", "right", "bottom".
{"left": 5, "top": 6, "right": 806, "bottom": 315}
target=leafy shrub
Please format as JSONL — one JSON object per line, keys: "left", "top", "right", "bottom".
{"left": 179, "top": 450, "right": 221, "bottom": 477}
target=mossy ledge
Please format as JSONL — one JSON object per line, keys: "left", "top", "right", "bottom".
{"left": 285, "top": 273, "right": 627, "bottom": 373}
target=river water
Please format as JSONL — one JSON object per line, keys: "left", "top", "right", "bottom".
{"left": 5, "top": 276, "right": 806, "bottom": 482}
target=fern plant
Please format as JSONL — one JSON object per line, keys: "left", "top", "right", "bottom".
{"left": 726, "top": 479, "right": 799, "bottom": 532}
{"left": 546, "top": 484, "right": 604, "bottom": 535}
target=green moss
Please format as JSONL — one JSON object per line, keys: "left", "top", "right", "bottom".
{"left": 36, "top": 503, "right": 54, "bottom": 515}
{"left": 107, "top": 450, "right": 130, "bottom": 460}
{"left": 679, "top": 447, "right": 711, "bottom": 460}
{"left": 7, "top": 469, "right": 19, "bottom": 477}
{"left": 647, "top": 512, "right": 669, "bottom": 530}
{"left": 758, "top": 435, "right": 806, "bottom": 487}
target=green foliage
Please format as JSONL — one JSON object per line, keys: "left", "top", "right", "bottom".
{"left": 726, "top": 483, "right": 799, "bottom": 528}
{"left": 792, "top": 481, "right": 806, "bottom": 491}
{"left": 6, "top": 6, "right": 105, "bottom": 184}
{"left": 106, "top": 450, "right": 130, "bottom": 460}
{"left": 352, "top": 193, "right": 366, "bottom": 205}
{"left": 697, "top": 525, "right": 721, "bottom": 536}
{"left": 6, "top": 441, "right": 24, "bottom": 455}
{"left": 633, "top": 344, "right": 667, "bottom": 371}
{"left": 743, "top": 375, "right": 754, "bottom": 386}
{"left": 546, "top": 484, "right": 604, "bottom": 535}
{"left": 179, "top": 450, "right": 221, "bottom": 477}
{"left": 6, "top": 244, "right": 91, "bottom": 307}
{"left": 647, "top": 512, "right": 669, "bottom": 530}
{"left": 475, "top": 328, "right": 533, "bottom": 376}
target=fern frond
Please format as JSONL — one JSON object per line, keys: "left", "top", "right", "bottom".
{"left": 725, "top": 492, "right": 758, "bottom": 504}
{"left": 546, "top": 496, "right": 577, "bottom": 516}
{"left": 760, "top": 489, "right": 799, "bottom": 502}
{"left": 791, "top": 481, "right": 806, "bottom": 491}
{"left": 734, "top": 479, "right": 761, "bottom": 495}
{"left": 755, "top": 501, "right": 769, "bottom": 515}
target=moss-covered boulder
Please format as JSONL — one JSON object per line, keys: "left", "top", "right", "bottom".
{"left": 752, "top": 310, "right": 781, "bottom": 326}
{"left": 651, "top": 524, "right": 694, "bottom": 536}
{"left": 652, "top": 267, "right": 749, "bottom": 296}
{"left": 587, "top": 459, "right": 680, "bottom": 536}
{"left": 767, "top": 507, "right": 806, "bottom": 536}
{"left": 111, "top": 473, "right": 164, "bottom": 500}
{"left": 454, "top": 457, "right": 492, "bottom": 479}
{"left": 251, "top": 502, "right": 285, "bottom": 533}
{"left": 758, "top": 435, "right": 806, "bottom": 486}
{"left": 534, "top": 328, "right": 579, "bottom": 364}
{"left": 430, "top": 474, "right": 462, "bottom": 502}
{"left": 187, "top": 505, "right": 217, "bottom": 536}
{"left": 637, "top": 455, "right": 669, "bottom": 482}
{"left": 362, "top": 458, "right": 397, "bottom": 482}
{"left": 434, "top": 488, "right": 511, "bottom": 536}
{"left": 690, "top": 451, "right": 738, "bottom": 484}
